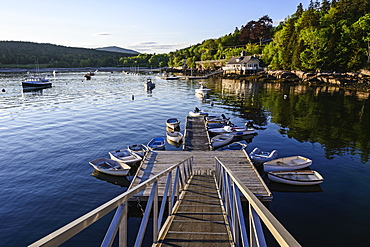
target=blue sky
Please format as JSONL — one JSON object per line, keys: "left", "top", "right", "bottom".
{"left": 0, "top": 0, "right": 309, "bottom": 54}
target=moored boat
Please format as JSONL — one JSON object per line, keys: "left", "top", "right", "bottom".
{"left": 211, "top": 133, "right": 234, "bottom": 149}
{"left": 147, "top": 137, "right": 166, "bottom": 150}
{"left": 189, "top": 107, "right": 208, "bottom": 117}
{"left": 22, "top": 76, "right": 52, "bottom": 88}
{"left": 216, "top": 141, "right": 248, "bottom": 151}
{"left": 89, "top": 157, "right": 131, "bottom": 176}
{"left": 209, "top": 125, "right": 255, "bottom": 136}
{"left": 263, "top": 156, "right": 312, "bottom": 172}
{"left": 145, "top": 78, "right": 155, "bottom": 90}
{"left": 267, "top": 170, "right": 324, "bottom": 185}
{"left": 127, "top": 144, "right": 149, "bottom": 157}
{"left": 166, "top": 131, "right": 183, "bottom": 143}
{"left": 108, "top": 149, "right": 142, "bottom": 166}
{"left": 195, "top": 82, "right": 211, "bottom": 95}
{"left": 166, "top": 118, "right": 180, "bottom": 129}
{"left": 249, "top": 147, "right": 279, "bottom": 163}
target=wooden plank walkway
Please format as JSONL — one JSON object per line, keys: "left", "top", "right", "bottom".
{"left": 129, "top": 150, "right": 272, "bottom": 201}
{"left": 183, "top": 116, "right": 211, "bottom": 151}
{"left": 157, "top": 174, "right": 233, "bottom": 246}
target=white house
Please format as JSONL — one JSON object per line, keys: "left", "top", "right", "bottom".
{"left": 223, "top": 53, "right": 261, "bottom": 74}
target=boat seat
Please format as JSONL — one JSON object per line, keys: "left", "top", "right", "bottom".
{"left": 291, "top": 159, "right": 307, "bottom": 165}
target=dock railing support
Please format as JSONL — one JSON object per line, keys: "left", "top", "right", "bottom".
{"left": 28, "top": 156, "right": 194, "bottom": 247}
{"left": 215, "top": 157, "right": 301, "bottom": 247}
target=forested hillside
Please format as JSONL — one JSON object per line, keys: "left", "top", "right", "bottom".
{"left": 0, "top": 41, "right": 136, "bottom": 68}
{"left": 263, "top": 0, "right": 370, "bottom": 72}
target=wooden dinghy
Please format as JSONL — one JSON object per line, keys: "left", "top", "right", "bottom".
{"left": 211, "top": 133, "right": 234, "bottom": 149}
{"left": 267, "top": 170, "right": 324, "bottom": 185}
{"left": 263, "top": 156, "right": 312, "bottom": 172}
{"left": 89, "top": 157, "right": 131, "bottom": 176}
{"left": 166, "top": 131, "right": 183, "bottom": 143}
{"left": 108, "top": 149, "right": 142, "bottom": 166}
{"left": 147, "top": 137, "right": 166, "bottom": 150}
{"left": 166, "top": 118, "right": 180, "bottom": 129}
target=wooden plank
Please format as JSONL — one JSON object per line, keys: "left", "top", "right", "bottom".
{"left": 130, "top": 150, "right": 272, "bottom": 201}
{"left": 157, "top": 175, "right": 233, "bottom": 247}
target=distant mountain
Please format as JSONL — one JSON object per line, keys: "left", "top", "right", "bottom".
{"left": 96, "top": 46, "right": 140, "bottom": 55}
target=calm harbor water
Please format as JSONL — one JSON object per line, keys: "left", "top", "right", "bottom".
{"left": 0, "top": 71, "right": 369, "bottom": 246}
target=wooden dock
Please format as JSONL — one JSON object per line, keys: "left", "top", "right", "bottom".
{"left": 183, "top": 116, "right": 211, "bottom": 151}
{"left": 157, "top": 174, "right": 233, "bottom": 246}
{"left": 129, "top": 150, "right": 272, "bottom": 201}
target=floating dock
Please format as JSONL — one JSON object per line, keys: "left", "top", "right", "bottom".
{"left": 129, "top": 115, "right": 272, "bottom": 202}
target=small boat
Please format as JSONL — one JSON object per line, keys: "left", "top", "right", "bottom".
{"left": 195, "top": 82, "right": 211, "bottom": 95}
{"left": 249, "top": 147, "right": 279, "bottom": 163}
{"left": 127, "top": 144, "right": 149, "bottom": 157}
{"left": 263, "top": 156, "right": 312, "bottom": 172}
{"left": 267, "top": 170, "right": 324, "bottom": 185}
{"left": 145, "top": 78, "right": 155, "bottom": 90}
{"left": 22, "top": 76, "right": 52, "bottom": 88}
{"left": 89, "top": 157, "right": 131, "bottom": 176}
{"left": 216, "top": 141, "right": 248, "bottom": 151}
{"left": 108, "top": 149, "right": 142, "bottom": 166}
{"left": 166, "top": 131, "right": 183, "bottom": 143}
{"left": 189, "top": 107, "right": 209, "bottom": 117}
{"left": 147, "top": 137, "right": 166, "bottom": 150}
{"left": 206, "top": 114, "right": 229, "bottom": 124}
{"left": 209, "top": 125, "right": 255, "bottom": 136}
{"left": 211, "top": 133, "right": 234, "bottom": 149}
{"left": 166, "top": 118, "right": 180, "bottom": 129}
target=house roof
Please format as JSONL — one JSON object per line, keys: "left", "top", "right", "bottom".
{"left": 226, "top": 55, "right": 260, "bottom": 65}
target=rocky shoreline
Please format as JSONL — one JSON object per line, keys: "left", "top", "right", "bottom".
{"left": 223, "top": 69, "right": 370, "bottom": 92}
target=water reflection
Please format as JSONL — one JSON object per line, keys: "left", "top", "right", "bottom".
{"left": 209, "top": 78, "right": 370, "bottom": 163}
{"left": 91, "top": 170, "right": 131, "bottom": 187}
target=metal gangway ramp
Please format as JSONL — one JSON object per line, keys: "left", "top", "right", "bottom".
{"left": 157, "top": 174, "right": 233, "bottom": 246}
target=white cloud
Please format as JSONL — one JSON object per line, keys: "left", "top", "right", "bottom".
{"left": 127, "top": 41, "right": 191, "bottom": 53}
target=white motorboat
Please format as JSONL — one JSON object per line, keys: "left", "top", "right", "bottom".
{"left": 209, "top": 125, "right": 255, "bottom": 136}
{"left": 166, "top": 131, "right": 183, "bottom": 143}
{"left": 89, "top": 157, "right": 131, "bottom": 176}
{"left": 263, "top": 156, "right": 312, "bottom": 172}
{"left": 267, "top": 170, "right": 324, "bottom": 185}
{"left": 206, "top": 114, "right": 229, "bottom": 124}
{"left": 211, "top": 133, "right": 234, "bottom": 149}
{"left": 195, "top": 82, "right": 211, "bottom": 95}
{"left": 189, "top": 107, "right": 208, "bottom": 117}
{"left": 108, "top": 149, "right": 142, "bottom": 166}
{"left": 127, "top": 144, "right": 149, "bottom": 157}
{"left": 147, "top": 137, "right": 166, "bottom": 150}
{"left": 166, "top": 118, "right": 180, "bottom": 129}
{"left": 249, "top": 147, "right": 279, "bottom": 163}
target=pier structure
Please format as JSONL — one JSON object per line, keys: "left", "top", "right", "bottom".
{"left": 29, "top": 115, "right": 302, "bottom": 247}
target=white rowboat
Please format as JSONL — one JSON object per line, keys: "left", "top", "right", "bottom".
{"left": 263, "top": 156, "right": 312, "bottom": 172}
{"left": 108, "top": 149, "right": 142, "bottom": 166}
{"left": 166, "top": 118, "right": 180, "bottom": 129}
{"left": 89, "top": 157, "right": 131, "bottom": 176}
{"left": 127, "top": 144, "right": 149, "bottom": 157}
{"left": 267, "top": 170, "right": 324, "bottom": 185}
{"left": 211, "top": 133, "right": 234, "bottom": 149}
{"left": 166, "top": 131, "right": 183, "bottom": 143}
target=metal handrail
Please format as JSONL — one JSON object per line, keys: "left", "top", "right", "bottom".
{"left": 215, "top": 157, "right": 301, "bottom": 247}
{"left": 29, "top": 156, "right": 194, "bottom": 247}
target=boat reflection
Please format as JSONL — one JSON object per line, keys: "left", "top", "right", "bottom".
{"left": 267, "top": 181, "right": 323, "bottom": 193}
{"left": 166, "top": 137, "right": 183, "bottom": 148}
{"left": 91, "top": 170, "right": 131, "bottom": 187}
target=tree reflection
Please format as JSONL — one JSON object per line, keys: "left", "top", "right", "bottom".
{"left": 211, "top": 78, "right": 370, "bottom": 163}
